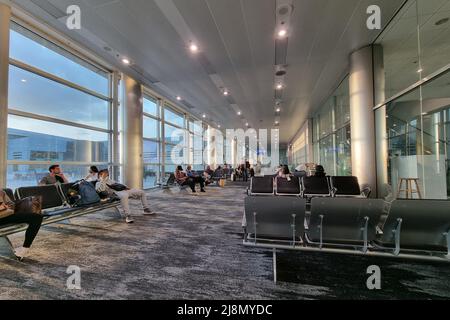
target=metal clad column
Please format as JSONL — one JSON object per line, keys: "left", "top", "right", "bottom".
{"left": 0, "top": 3, "right": 11, "bottom": 187}
{"left": 122, "top": 75, "right": 143, "bottom": 189}
{"left": 349, "top": 46, "right": 376, "bottom": 195}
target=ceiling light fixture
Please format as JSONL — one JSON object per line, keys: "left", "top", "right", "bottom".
{"left": 223, "top": 90, "right": 229, "bottom": 96}
{"left": 122, "top": 58, "right": 130, "bottom": 65}
{"left": 21, "top": 79, "right": 27, "bottom": 83}
{"left": 278, "top": 29, "right": 287, "bottom": 38}
{"left": 417, "top": 68, "right": 423, "bottom": 73}
{"left": 276, "top": 84, "right": 283, "bottom": 90}
{"left": 189, "top": 43, "right": 199, "bottom": 53}
{"left": 176, "top": 96, "right": 182, "bottom": 101}
{"left": 202, "top": 114, "right": 206, "bottom": 118}
{"left": 237, "top": 111, "right": 241, "bottom": 116}
{"left": 246, "top": 122, "right": 249, "bottom": 127}
{"left": 276, "top": 108, "right": 281, "bottom": 112}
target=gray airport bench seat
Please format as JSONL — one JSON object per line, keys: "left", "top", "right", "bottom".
{"left": 0, "top": 184, "right": 121, "bottom": 259}
{"left": 275, "top": 176, "right": 301, "bottom": 196}
{"left": 242, "top": 196, "right": 450, "bottom": 283}
{"left": 306, "top": 198, "right": 386, "bottom": 252}
{"left": 374, "top": 199, "right": 450, "bottom": 258}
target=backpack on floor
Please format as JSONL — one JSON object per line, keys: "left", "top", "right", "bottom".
{"left": 75, "top": 180, "right": 100, "bottom": 207}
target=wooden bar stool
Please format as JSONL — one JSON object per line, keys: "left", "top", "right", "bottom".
{"left": 396, "top": 178, "right": 423, "bottom": 199}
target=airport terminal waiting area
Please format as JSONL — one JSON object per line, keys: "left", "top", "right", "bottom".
{"left": 1, "top": 176, "right": 450, "bottom": 299}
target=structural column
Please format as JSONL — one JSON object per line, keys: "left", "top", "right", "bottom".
{"left": 349, "top": 45, "right": 378, "bottom": 196}
{"left": 122, "top": 74, "right": 143, "bottom": 189}
{"left": 0, "top": 3, "right": 11, "bottom": 187}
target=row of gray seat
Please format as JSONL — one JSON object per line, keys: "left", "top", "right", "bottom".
{"left": 243, "top": 196, "right": 450, "bottom": 261}
{"left": 249, "top": 176, "right": 370, "bottom": 198}
{"left": 0, "top": 184, "right": 121, "bottom": 259}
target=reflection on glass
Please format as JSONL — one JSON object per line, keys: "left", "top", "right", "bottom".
{"left": 144, "top": 97, "right": 158, "bottom": 116}
{"left": 143, "top": 140, "right": 159, "bottom": 163}
{"left": 143, "top": 117, "right": 159, "bottom": 140}
{"left": 144, "top": 165, "right": 160, "bottom": 189}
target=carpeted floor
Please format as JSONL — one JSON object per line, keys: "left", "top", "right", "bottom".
{"left": 0, "top": 183, "right": 449, "bottom": 300}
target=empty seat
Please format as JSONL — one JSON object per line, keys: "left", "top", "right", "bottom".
{"left": 15, "top": 185, "right": 64, "bottom": 210}
{"left": 377, "top": 200, "right": 450, "bottom": 256}
{"left": 307, "top": 198, "right": 386, "bottom": 251}
{"left": 330, "top": 176, "right": 364, "bottom": 197}
{"left": 244, "top": 196, "right": 306, "bottom": 244}
{"left": 249, "top": 176, "right": 274, "bottom": 195}
{"left": 301, "top": 176, "right": 331, "bottom": 197}
{"left": 275, "top": 176, "right": 301, "bottom": 196}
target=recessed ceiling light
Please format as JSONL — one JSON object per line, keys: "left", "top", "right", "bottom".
{"left": 421, "top": 112, "right": 428, "bottom": 116}
{"left": 276, "top": 84, "right": 283, "bottom": 90}
{"left": 21, "top": 79, "right": 27, "bottom": 83}
{"left": 278, "top": 29, "right": 287, "bottom": 38}
{"left": 122, "top": 58, "right": 130, "bottom": 65}
{"left": 189, "top": 43, "right": 198, "bottom": 52}
{"left": 237, "top": 111, "right": 241, "bottom": 116}
{"left": 223, "top": 90, "right": 229, "bottom": 96}
{"left": 276, "top": 108, "right": 281, "bottom": 112}
{"left": 246, "top": 122, "right": 249, "bottom": 127}
{"left": 176, "top": 96, "right": 182, "bottom": 101}
{"left": 218, "top": 124, "right": 221, "bottom": 128}
{"left": 417, "top": 68, "right": 423, "bottom": 73}
{"left": 275, "top": 121, "right": 279, "bottom": 125}
{"left": 202, "top": 114, "right": 206, "bottom": 118}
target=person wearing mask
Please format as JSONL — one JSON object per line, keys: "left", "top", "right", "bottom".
{"left": 175, "top": 165, "right": 196, "bottom": 192}
{"left": 85, "top": 166, "right": 100, "bottom": 182}
{"left": 39, "top": 164, "right": 69, "bottom": 185}
{"left": 0, "top": 190, "right": 43, "bottom": 260}
{"left": 95, "top": 169, "right": 154, "bottom": 224}
{"left": 186, "top": 165, "right": 206, "bottom": 192}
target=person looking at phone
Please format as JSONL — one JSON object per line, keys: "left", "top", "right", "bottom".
{"left": 39, "top": 164, "right": 69, "bottom": 186}
{"left": 95, "top": 169, "right": 154, "bottom": 223}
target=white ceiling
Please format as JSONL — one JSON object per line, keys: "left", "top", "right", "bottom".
{"left": 11, "top": 0, "right": 405, "bottom": 144}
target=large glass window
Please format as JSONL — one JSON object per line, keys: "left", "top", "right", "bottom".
{"left": 377, "top": 70, "right": 450, "bottom": 199}
{"left": 142, "top": 96, "right": 161, "bottom": 188}
{"left": 164, "top": 107, "right": 184, "bottom": 127}
{"left": 375, "top": 0, "right": 450, "bottom": 104}
{"left": 312, "top": 76, "right": 351, "bottom": 176}
{"left": 10, "top": 23, "right": 109, "bottom": 96}
{"left": 7, "top": 23, "right": 111, "bottom": 189}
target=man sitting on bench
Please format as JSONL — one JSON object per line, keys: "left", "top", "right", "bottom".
{"left": 39, "top": 164, "right": 69, "bottom": 185}
{"left": 0, "top": 190, "right": 43, "bottom": 260}
{"left": 95, "top": 169, "right": 154, "bottom": 224}
{"left": 186, "top": 165, "right": 206, "bottom": 193}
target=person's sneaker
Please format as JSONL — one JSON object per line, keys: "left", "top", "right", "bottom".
{"left": 201, "top": 189, "right": 206, "bottom": 193}
{"left": 143, "top": 208, "right": 155, "bottom": 215}
{"left": 14, "top": 247, "right": 30, "bottom": 261}
{"left": 125, "top": 216, "right": 134, "bottom": 224}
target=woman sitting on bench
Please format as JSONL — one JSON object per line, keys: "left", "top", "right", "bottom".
{"left": 0, "top": 190, "right": 43, "bottom": 260}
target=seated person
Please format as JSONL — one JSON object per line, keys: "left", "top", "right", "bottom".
{"left": 203, "top": 165, "right": 214, "bottom": 185}
{"left": 39, "top": 164, "right": 69, "bottom": 185}
{"left": 85, "top": 166, "right": 99, "bottom": 183}
{"left": 214, "top": 166, "right": 224, "bottom": 179}
{"left": 277, "top": 165, "right": 292, "bottom": 182}
{"left": 95, "top": 169, "right": 154, "bottom": 224}
{"left": 175, "top": 165, "right": 196, "bottom": 192}
{"left": 186, "top": 165, "right": 206, "bottom": 192}
{"left": 0, "top": 189, "right": 43, "bottom": 260}
{"left": 314, "top": 165, "right": 326, "bottom": 178}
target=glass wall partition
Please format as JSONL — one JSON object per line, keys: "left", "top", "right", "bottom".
{"left": 7, "top": 22, "right": 111, "bottom": 189}
{"left": 143, "top": 96, "right": 161, "bottom": 189}
{"left": 312, "top": 76, "right": 351, "bottom": 176}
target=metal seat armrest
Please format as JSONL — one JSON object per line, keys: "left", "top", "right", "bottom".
{"left": 361, "top": 186, "right": 372, "bottom": 198}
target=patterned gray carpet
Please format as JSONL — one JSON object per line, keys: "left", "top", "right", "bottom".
{"left": 1, "top": 183, "right": 449, "bottom": 300}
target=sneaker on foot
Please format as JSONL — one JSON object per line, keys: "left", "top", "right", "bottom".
{"left": 125, "top": 217, "right": 134, "bottom": 224}
{"left": 201, "top": 189, "right": 206, "bottom": 193}
{"left": 14, "top": 247, "right": 30, "bottom": 260}
{"left": 143, "top": 208, "right": 155, "bottom": 215}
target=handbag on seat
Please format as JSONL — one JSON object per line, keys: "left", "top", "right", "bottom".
{"left": 14, "top": 196, "right": 43, "bottom": 215}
